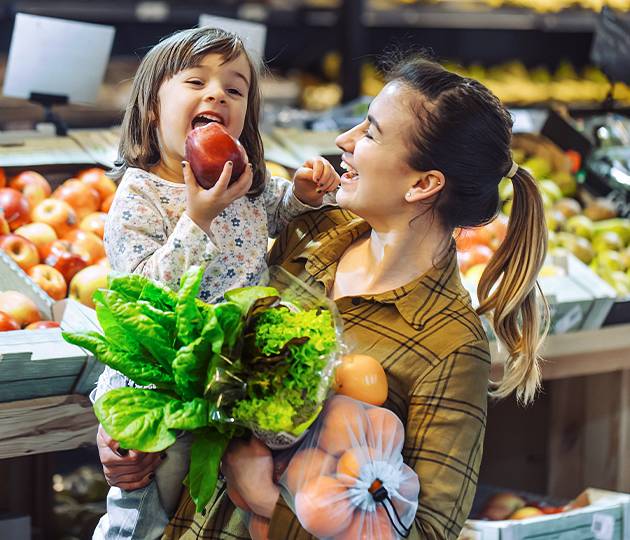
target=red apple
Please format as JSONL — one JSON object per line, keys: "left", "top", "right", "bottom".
{"left": 53, "top": 179, "right": 100, "bottom": 220}
{"left": 9, "top": 170, "right": 52, "bottom": 196}
{"left": 0, "top": 291, "right": 41, "bottom": 327}
{"left": 14, "top": 222, "right": 58, "bottom": 258}
{"left": 79, "top": 212, "right": 107, "bottom": 240}
{"left": 0, "top": 167, "right": 5, "bottom": 188}
{"left": 27, "top": 264, "right": 67, "bottom": 301}
{"left": 25, "top": 320, "right": 61, "bottom": 330}
{"left": 185, "top": 123, "right": 246, "bottom": 189}
{"left": 23, "top": 182, "right": 48, "bottom": 212}
{"left": 42, "top": 240, "right": 88, "bottom": 284}
{"left": 0, "top": 188, "right": 31, "bottom": 230}
{"left": 31, "top": 198, "right": 77, "bottom": 238}
{"left": 101, "top": 193, "right": 115, "bottom": 213}
{"left": 0, "top": 234, "right": 40, "bottom": 271}
{"left": 63, "top": 229, "right": 105, "bottom": 265}
{"left": 78, "top": 168, "right": 117, "bottom": 202}
{"left": 69, "top": 264, "right": 109, "bottom": 308}
{"left": 0, "top": 210, "right": 9, "bottom": 235}
{"left": 0, "top": 310, "right": 20, "bottom": 331}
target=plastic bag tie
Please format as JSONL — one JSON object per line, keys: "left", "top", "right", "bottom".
{"left": 369, "top": 478, "right": 413, "bottom": 539}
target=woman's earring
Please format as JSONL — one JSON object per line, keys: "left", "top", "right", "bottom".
{"left": 406, "top": 191, "right": 412, "bottom": 199}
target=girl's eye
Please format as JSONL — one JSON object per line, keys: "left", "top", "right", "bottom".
{"left": 187, "top": 79, "right": 204, "bottom": 86}
{"left": 227, "top": 88, "right": 244, "bottom": 96}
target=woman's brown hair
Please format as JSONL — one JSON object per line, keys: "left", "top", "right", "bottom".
{"left": 387, "top": 56, "right": 549, "bottom": 405}
{"left": 110, "top": 27, "right": 266, "bottom": 197}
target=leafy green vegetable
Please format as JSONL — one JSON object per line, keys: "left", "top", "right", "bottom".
{"left": 62, "top": 265, "right": 340, "bottom": 513}
{"left": 94, "top": 388, "right": 177, "bottom": 452}
{"left": 186, "top": 428, "right": 231, "bottom": 514}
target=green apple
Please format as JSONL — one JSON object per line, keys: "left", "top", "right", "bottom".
{"left": 565, "top": 215, "right": 594, "bottom": 240}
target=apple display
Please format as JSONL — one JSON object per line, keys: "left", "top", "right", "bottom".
{"left": 0, "top": 310, "right": 20, "bottom": 331}
{"left": 0, "top": 210, "right": 9, "bottom": 235}
{"left": 42, "top": 240, "right": 88, "bottom": 284}
{"left": 78, "top": 168, "right": 117, "bottom": 201}
{"left": 69, "top": 265, "right": 109, "bottom": 308}
{"left": 14, "top": 222, "right": 58, "bottom": 257}
{"left": 79, "top": 212, "right": 107, "bottom": 239}
{"left": 63, "top": 229, "right": 105, "bottom": 265}
{"left": 0, "top": 188, "right": 31, "bottom": 230}
{"left": 9, "top": 170, "right": 52, "bottom": 197}
{"left": 53, "top": 179, "right": 101, "bottom": 220}
{"left": 0, "top": 290, "right": 41, "bottom": 327}
{"left": 0, "top": 167, "right": 5, "bottom": 188}
{"left": 31, "top": 198, "right": 78, "bottom": 238}
{"left": 25, "top": 320, "right": 61, "bottom": 330}
{"left": 185, "top": 122, "right": 246, "bottom": 189}
{"left": 0, "top": 234, "right": 40, "bottom": 271}
{"left": 27, "top": 264, "right": 67, "bottom": 301}
{"left": 101, "top": 193, "right": 114, "bottom": 213}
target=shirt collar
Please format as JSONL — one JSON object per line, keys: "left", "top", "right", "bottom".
{"left": 293, "top": 217, "right": 469, "bottom": 330}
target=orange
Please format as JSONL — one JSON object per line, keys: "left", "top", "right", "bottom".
{"left": 319, "top": 397, "right": 367, "bottom": 456}
{"left": 364, "top": 407, "right": 405, "bottom": 453}
{"left": 334, "top": 354, "right": 388, "bottom": 406}
{"left": 295, "top": 476, "right": 353, "bottom": 538}
{"left": 336, "top": 446, "right": 376, "bottom": 484}
{"left": 333, "top": 506, "right": 396, "bottom": 540}
{"left": 285, "top": 447, "right": 336, "bottom": 494}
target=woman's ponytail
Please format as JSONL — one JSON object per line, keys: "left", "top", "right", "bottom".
{"left": 476, "top": 167, "right": 550, "bottom": 404}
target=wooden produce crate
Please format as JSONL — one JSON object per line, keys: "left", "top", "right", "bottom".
{"left": 0, "top": 250, "right": 103, "bottom": 403}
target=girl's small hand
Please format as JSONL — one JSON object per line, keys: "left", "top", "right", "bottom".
{"left": 97, "top": 424, "right": 163, "bottom": 491}
{"left": 221, "top": 437, "right": 280, "bottom": 519}
{"left": 292, "top": 156, "right": 340, "bottom": 207}
{"left": 183, "top": 159, "right": 253, "bottom": 235}
{"left": 248, "top": 514, "right": 271, "bottom": 540}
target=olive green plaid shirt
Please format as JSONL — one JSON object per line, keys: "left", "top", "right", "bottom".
{"left": 165, "top": 208, "right": 490, "bottom": 540}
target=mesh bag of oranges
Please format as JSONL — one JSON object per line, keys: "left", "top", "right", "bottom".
{"left": 276, "top": 394, "right": 420, "bottom": 539}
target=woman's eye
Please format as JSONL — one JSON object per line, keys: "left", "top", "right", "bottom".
{"left": 364, "top": 130, "right": 374, "bottom": 140}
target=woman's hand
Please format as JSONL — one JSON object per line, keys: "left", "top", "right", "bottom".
{"left": 221, "top": 437, "right": 280, "bottom": 518}
{"left": 96, "top": 424, "right": 163, "bottom": 490}
{"left": 183, "top": 158, "right": 253, "bottom": 235}
{"left": 292, "top": 156, "right": 340, "bottom": 207}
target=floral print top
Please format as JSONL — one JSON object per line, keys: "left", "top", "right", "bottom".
{"left": 95, "top": 166, "right": 320, "bottom": 400}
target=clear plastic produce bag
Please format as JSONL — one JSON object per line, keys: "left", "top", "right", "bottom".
{"left": 277, "top": 395, "right": 420, "bottom": 539}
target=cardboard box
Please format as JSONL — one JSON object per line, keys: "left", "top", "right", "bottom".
{"left": 0, "top": 250, "right": 103, "bottom": 403}
{"left": 460, "top": 488, "right": 630, "bottom": 540}
{"left": 462, "top": 252, "right": 616, "bottom": 336}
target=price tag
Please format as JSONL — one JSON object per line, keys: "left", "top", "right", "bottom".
{"left": 590, "top": 7, "right": 630, "bottom": 86}
{"left": 3, "top": 13, "right": 115, "bottom": 104}
{"left": 591, "top": 512, "right": 615, "bottom": 540}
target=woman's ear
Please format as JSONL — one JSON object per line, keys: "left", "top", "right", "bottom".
{"left": 404, "top": 170, "right": 445, "bottom": 203}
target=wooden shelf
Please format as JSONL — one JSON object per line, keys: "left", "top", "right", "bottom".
{"left": 0, "top": 394, "right": 97, "bottom": 460}
{"left": 491, "top": 323, "right": 630, "bottom": 381}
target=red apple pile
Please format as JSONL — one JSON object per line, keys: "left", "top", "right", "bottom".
{"left": 185, "top": 122, "right": 246, "bottom": 189}
{"left": 0, "top": 167, "right": 113, "bottom": 309}
{"left": 0, "top": 290, "right": 60, "bottom": 331}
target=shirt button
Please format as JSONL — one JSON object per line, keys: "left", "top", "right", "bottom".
{"left": 351, "top": 297, "right": 362, "bottom": 306}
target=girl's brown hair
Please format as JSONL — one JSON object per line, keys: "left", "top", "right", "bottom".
{"left": 111, "top": 27, "right": 266, "bottom": 197}
{"left": 387, "top": 55, "right": 549, "bottom": 405}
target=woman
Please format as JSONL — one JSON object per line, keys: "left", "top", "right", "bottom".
{"left": 99, "top": 54, "right": 548, "bottom": 540}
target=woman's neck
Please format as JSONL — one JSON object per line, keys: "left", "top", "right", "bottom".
{"left": 332, "top": 220, "right": 449, "bottom": 300}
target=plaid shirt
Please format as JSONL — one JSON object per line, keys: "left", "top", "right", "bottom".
{"left": 165, "top": 208, "right": 490, "bottom": 540}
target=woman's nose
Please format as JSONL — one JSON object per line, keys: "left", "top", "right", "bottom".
{"left": 335, "top": 127, "right": 356, "bottom": 152}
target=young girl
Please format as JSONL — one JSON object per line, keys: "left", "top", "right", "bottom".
{"left": 92, "top": 27, "right": 339, "bottom": 540}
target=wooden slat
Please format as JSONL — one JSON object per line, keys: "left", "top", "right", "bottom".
{"left": 491, "top": 324, "right": 630, "bottom": 381}
{"left": 548, "top": 377, "right": 586, "bottom": 499}
{"left": 0, "top": 394, "right": 97, "bottom": 459}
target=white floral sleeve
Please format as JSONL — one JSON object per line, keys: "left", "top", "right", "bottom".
{"left": 104, "top": 173, "right": 220, "bottom": 291}
{"left": 263, "top": 175, "right": 320, "bottom": 238}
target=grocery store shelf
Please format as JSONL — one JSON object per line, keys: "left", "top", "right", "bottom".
{"left": 364, "top": 5, "right": 599, "bottom": 32}
{"left": 491, "top": 323, "right": 630, "bottom": 381}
